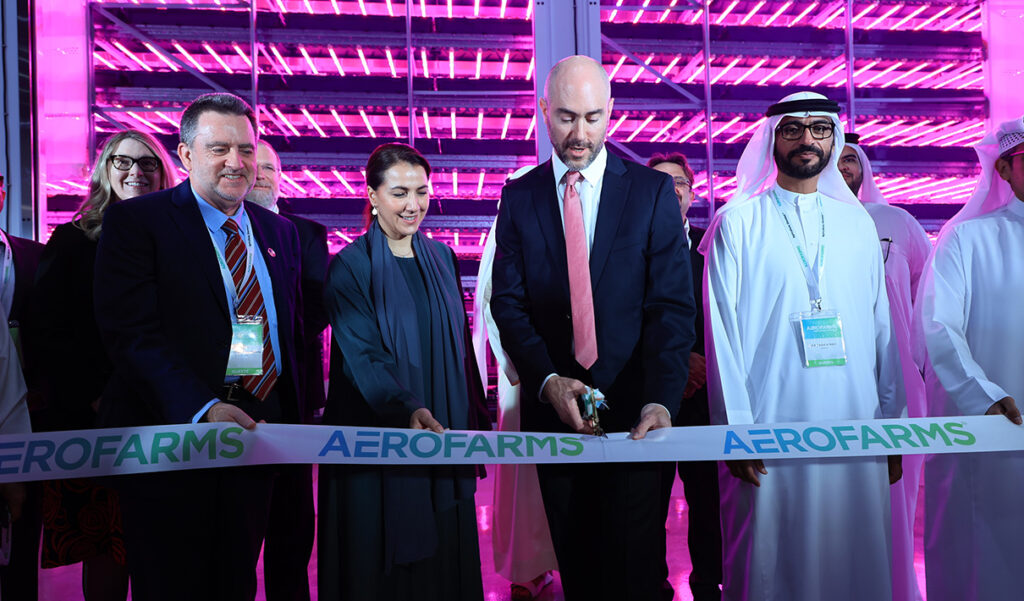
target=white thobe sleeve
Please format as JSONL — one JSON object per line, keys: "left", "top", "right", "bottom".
{"left": 0, "top": 305, "right": 31, "bottom": 435}
{"left": 871, "top": 245, "right": 907, "bottom": 419}
{"left": 904, "top": 215, "right": 934, "bottom": 301}
{"left": 705, "top": 218, "right": 754, "bottom": 425}
{"left": 920, "top": 230, "right": 1008, "bottom": 415}
{"left": 473, "top": 219, "right": 519, "bottom": 387}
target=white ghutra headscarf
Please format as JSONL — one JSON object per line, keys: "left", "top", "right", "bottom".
{"left": 699, "top": 91, "right": 861, "bottom": 255}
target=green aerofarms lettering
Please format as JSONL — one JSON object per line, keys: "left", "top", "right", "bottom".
{"left": 318, "top": 430, "right": 586, "bottom": 460}
{"left": 723, "top": 421, "right": 977, "bottom": 455}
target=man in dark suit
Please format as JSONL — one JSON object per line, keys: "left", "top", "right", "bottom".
{"left": 94, "top": 93, "right": 305, "bottom": 601}
{"left": 491, "top": 55, "right": 695, "bottom": 601}
{"left": 649, "top": 153, "right": 722, "bottom": 601}
{"left": 0, "top": 175, "right": 45, "bottom": 601}
{"left": 246, "top": 139, "right": 326, "bottom": 601}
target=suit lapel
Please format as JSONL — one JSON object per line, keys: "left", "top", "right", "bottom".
{"left": 168, "top": 181, "right": 231, "bottom": 321}
{"left": 532, "top": 161, "right": 569, "bottom": 281}
{"left": 590, "top": 152, "right": 630, "bottom": 286}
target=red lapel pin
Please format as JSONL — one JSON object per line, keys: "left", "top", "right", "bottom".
{"left": 267, "top": 247, "right": 276, "bottom": 258}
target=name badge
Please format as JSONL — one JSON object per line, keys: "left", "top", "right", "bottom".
{"left": 227, "top": 316, "right": 264, "bottom": 376}
{"left": 792, "top": 310, "right": 847, "bottom": 368}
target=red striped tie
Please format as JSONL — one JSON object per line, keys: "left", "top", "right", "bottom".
{"left": 222, "top": 218, "right": 278, "bottom": 400}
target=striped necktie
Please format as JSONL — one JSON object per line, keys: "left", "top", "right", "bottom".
{"left": 222, "top": 218, "right": 277, "bottom": 400}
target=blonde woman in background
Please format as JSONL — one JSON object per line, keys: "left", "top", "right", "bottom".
{"left": 29, "top": 129, "right": 176, "bottom": 601}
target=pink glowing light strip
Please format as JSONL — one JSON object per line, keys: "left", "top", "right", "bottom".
{"left": 780, "top": 59, "right": 818, "bottom": 86}
{"left": 112, "top": 41, "right": 152, "bottom": 72}
{"left": 231, "top": 43, "right": 252, "bottom": 69}
{"left": 626, "top": 115, "right": 655, "bottom": 142}
{"left": 501, "top": 112, "right": 511, "bottom": 139}
{"left": 126, "top": 111, "right": 167, "bottom": 134}
{"left": 270, "top": 44, "right": 293, "bottom": 76}
{"left": 527, "top": 57, "right": 535, "bottom": 81}
{"left": 203, "top": 43, "right": 233, "bottom": 74}
{"left": 717, "top": 0, "right": 740, "bottom": 24}
{"left": 817, "top": 5, "right": 845, "bottom": 28}
{"left": 304, "top": 169, "right": 331, "bottom": 195}
{"left": 608, "top": 115, "right": 628, "bottom": 137}
{"left": 300, "top": 108, "right": 327, "bottom": 137}
{"left": 476, "top": 111, "right": 484, "bottom": 139}
{"left": 678, "top": 118, "right": 707, "bottom": 143}
{"left": 650, "top": 115, "right": 682, "bottom": 142}
{"left": 925, "top": 121, "right": 984, "bottom": 145}
{"left": 690, "top": 8, "right": 704, "bottom": 25}
{"left": 145, "top": 42, "right": 180, "bottom": 72}
{"left": 901, "top": 63, "right": 951, "bottom": 89}
{"left": 659, "top": 0, "right": 679, "bottom": 23}
{"left": 940, "top": 129, "right": 985, "bottom": 148}
{"left": 741, "top": 1, "right": 766, "bottom": 25}
{"left": 850, "top": 2, "right": 878, "bottom": 24}
{"left": 608, "top": 0, "right": 623, "bottom": 22}
{"left": 280, "top": 173, "right": 306, "bottom": 196}
{"left": 272, "top": 107, "right": 301, "bottom": 137}
{"left": 757, "top": 58, "right": 793, "bottom": 85}
{"left": 385, "top": 48, "right": 398, "bottom": 78}
{"left": 725, "top": 117, "right": 766, "bottom": 143}
{"left": 391, "top": 110, "right": 403, "bottom": 137}
{"left": 452, "top": 170, "right": 459, "bottom": 197}
{"left": 92, "top": 51, "right": 117, "bottom": 70}
{"left": 712, "top": 116, "right": 741, "bottom": 138}
{"left": 943, "top": 7, "right": 980, "bottom": 32}
{"left": 860, "top": 119, "right": 905, "bottom": 142}
{"left": 955, "top": 75, "right": 985, "bottom": 90}
{"left": 632, "top": 0, "right": 651, "bottom": 25}
{"left": 858, "top": 61, "right": 902, "bottom": 87}
{"left": 889, "top": 5, "right": 928, "bottom": 31}
{"left": 474, "top": 50, "right": 482, "bottom": 80}
{"left": 609, "top": 55, "right": 628, "bottom": 80}
{"left": 331, "top": 170, "right": 355, "bottom": 194}
{"left": 787, "top": 2, "right": 819, "bottom": 27}
{"left": 330, "top": 109, "right": 351, "bottom": 136}
{"left": 173, "top": 43, "right": 205, "bottom": 73}
{"left": 359, "top": 109, "right": 377, "bottom": 138}
{"left": 500, "top": 50, "right": 510, "bottom": 80}
{"left": 476, "top": 171, "right": 485, "bottom": 197}
{"left": 933, "top": 64, "right": 982, "bottom": 89}
{"left": 763, "top": 1, "right": 792, "bottom": 26}
{"left": 880, "top": 62, "right": 928, "bottom": 88}
{"left": 422, "top": 109, "right": 432, "bottom": 139}
{"left": 357, "top": 47, "right": 371, "bottom": 76}
{"left": 891, "top": 119, "right": 956, "bottom": 146}
{"left": 300, "top": 45, "right": 320, "bottom": 75}
{"left": 450, "top": 111, "right": 457, "bottom": 140}
{"left": 810, "top": 62, "right": 846, "bottom": 87}
{"left": 153, "top": 111, "right": 180, "bottom": 129}
{"left": 711, "top": 58, "right": 741, "bottom": 85}
{"left": 659, "top": 56, "right": 681, "bottom": 83}
{"left": 419, "top": 49, "right": 429, "bottom": 78}
{"left": 524, "top": 115, "right": 536, "bottom": 141}
{"left": 330, "top": 0, "right": 340, "bottom": 15}
{"left": 913, "top": 4, "right": 953, "bottom": 30}
{"left": 448, "top": 50, "right": 456, "bottom": 79}
{"left": 866, "top": 4, "right": 903, "bottom": 30}
{"left": 328, "top": 47, "right": 346, "bottom": 76}
{"left": 733, "top": 58, "right": 767, "bottom": 85}
{"left": 626, "top": 55, "right": 651, "bottom": 83}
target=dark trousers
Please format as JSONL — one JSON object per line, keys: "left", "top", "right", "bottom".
{"left": 0, "top": 481, "right": 41, "bottom": 601}
{"left": 116, "top": 466, "right": 275, "bottom": 601}
{"left": 537, "top": 461, "right": 668, "bottom": 601}
{"left": 660, "top": 460, "right": 722, "bottom": 601}
{"left": 263, "top": 464, "right": 315, "bottom": 601}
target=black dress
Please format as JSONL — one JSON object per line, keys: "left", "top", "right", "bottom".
{"left": 318, "top": 239, "right": 486, "bottom": 601}
{"left": 29, "top": 221, "right": 125, "bottom": 568}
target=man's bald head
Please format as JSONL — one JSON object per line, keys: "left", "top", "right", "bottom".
{"left": 540, "top": 55, "right": 614, "bottom": 170}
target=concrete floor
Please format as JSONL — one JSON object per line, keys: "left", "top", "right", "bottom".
{"left": 38, "top": 466, "right": 927, "bottom": 601}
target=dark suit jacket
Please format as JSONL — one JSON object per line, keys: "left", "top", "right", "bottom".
{"left": 6, "top": 233, "right": 43, "bottom": 326}
{"left": 94, "top": 180, "right": 306, "bottom": 427}
{"left": 676, "top": 224, "right": 710, "bottom": 428}
{"left": 491, "top": 151, "right": 696, "bottom": 434}
{"left": 28, "top": 223, "right": 111, "bottom": 431}
{"left": 280, "top": 210, "right": 329, "bottom": 416}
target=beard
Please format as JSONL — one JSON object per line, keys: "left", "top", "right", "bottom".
{"left": 843, "top": 172, "right": 863, "bottom": 196}
{"left": 245, "top": 187, "right": 277, "bottom": 209}
{"left": 551, "top": 132, "right": 606, "bottom": 171}
{"left": 774, "top": 144, "right": 831, "bottom": 180}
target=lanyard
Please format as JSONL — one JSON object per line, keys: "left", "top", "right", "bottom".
{"left": 771, "top": 190, "right": 826, "bottom": 311}
{"left": 207, "top": 217, "right": 256, "bottom": 315}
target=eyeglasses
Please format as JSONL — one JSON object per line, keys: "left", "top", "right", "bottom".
{"left": 672, "top": 177, "right": 692, "bottom": 190}
{"left": 110, "top": 155, "right": 161, "bottom": 173}
{"left": 1002, "top": 149, "right": 1024, "bottom": 161}
{"left": 880, "top": 237, "right": 893, "bottom": 264}
{"left": 775, "top": 122, "right": 835, "bottom": 141}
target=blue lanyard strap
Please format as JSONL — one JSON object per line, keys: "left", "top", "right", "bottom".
{"left": 207, "top": 217, "right": 256, "bottom": 315}
{"left": 771, "top": 190, "right": 826, "bottom": 311}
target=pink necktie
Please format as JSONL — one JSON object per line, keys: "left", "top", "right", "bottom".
{"left": 563, "top": 171, "right": 598, "bottom": 370}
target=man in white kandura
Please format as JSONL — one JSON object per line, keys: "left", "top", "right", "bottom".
{"left": 702, "top": 91, "right": 906, "bottom": 601}
{"left": 917, "top": 114, "right": 1024, "bottom": 601}
{"left": 840, "top": 132, "right": 931, "bottom": 601}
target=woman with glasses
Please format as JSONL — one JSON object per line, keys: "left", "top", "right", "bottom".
{"left": 28, "top": 129, "right": 176, "bottom": 601}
